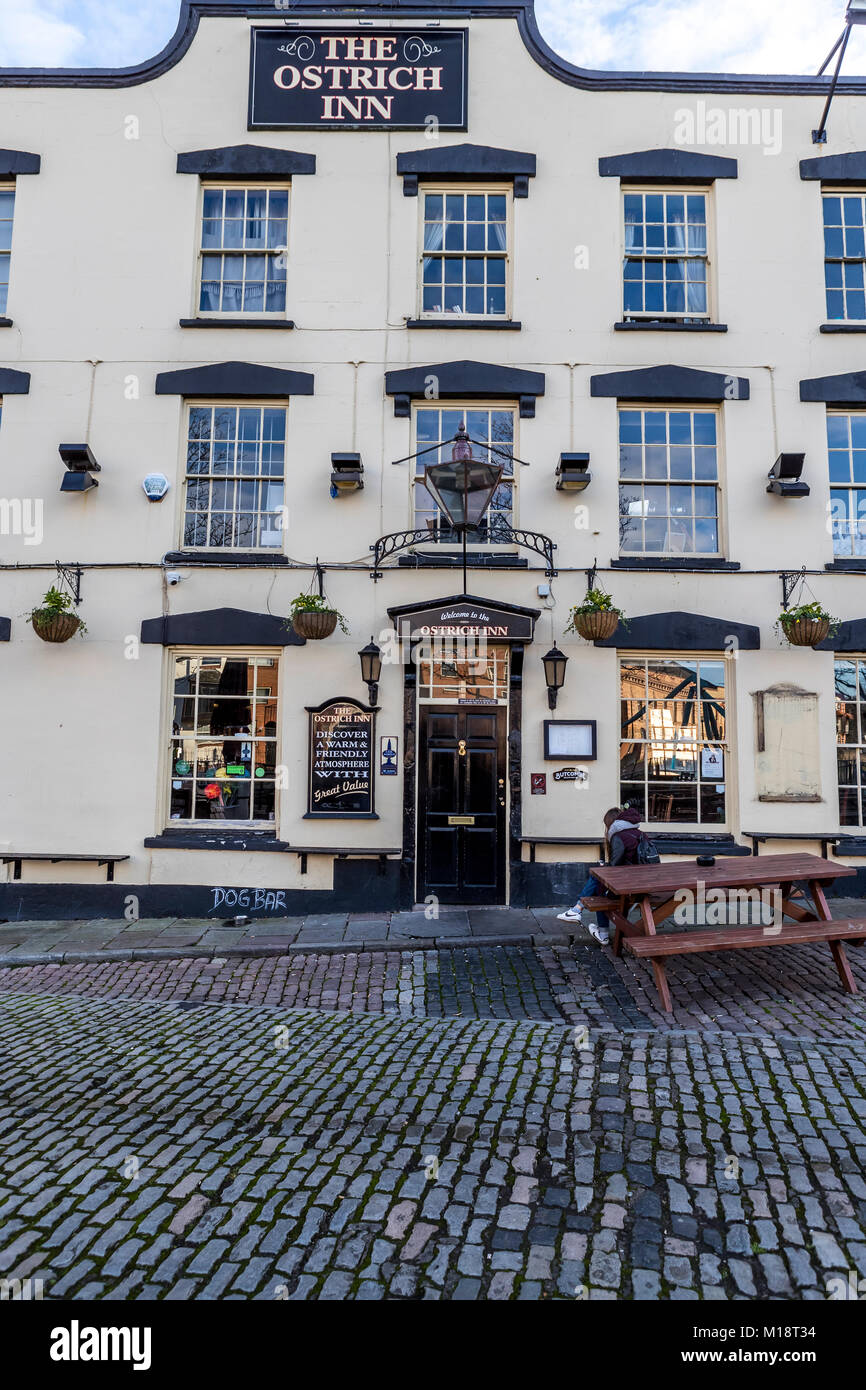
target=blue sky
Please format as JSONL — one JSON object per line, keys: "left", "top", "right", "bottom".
{"left": 1, "top": 0, "right": 865, "bottom": 74}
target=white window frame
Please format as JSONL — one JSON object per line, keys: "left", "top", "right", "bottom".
{"left": 411, "top": 399, "right": 519, "bottom": 547}
{"left": 617, "top": 402, "right": 725, "bottom": 559}
{"left": 822, "top": 186, "right": 866, "bottom": 324}
{"left": 179, "top": 399, "right": 288, "bottom": 554}
{"left": 195, "top": 181, "right": 290, "bottom": 320}
{"left": 621, "top": 184, "right": 715, "bottom": 323}
{"left": 0, "top": 182, "right": 15, "bottom": 320}
{"left": 619, "top": 654, "right": 731, "bottom": 832}
{"left": 165, "top": 649, "right": 281, "bottom": 828}
{"left": 417, "top": 183, "right": 513, "bottom": 321}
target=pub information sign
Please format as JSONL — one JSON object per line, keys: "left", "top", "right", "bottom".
{"left": 249, "top": 28, "right": 468, "bottom": 130}
{"left": 306, "top": 697, "right": 377, "bottom": 818}
{"left": 397, "top": 601, "right": 535, "bottom": 642}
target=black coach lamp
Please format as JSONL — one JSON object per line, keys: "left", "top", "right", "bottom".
{"left": 541, "top": 645, "right": 568, "bottom": 710}
{"left": 358, "top": 636, "right": 382, "bottom": 705}
{"left": 423, "top": 423, "right": 503, "bottom": 532}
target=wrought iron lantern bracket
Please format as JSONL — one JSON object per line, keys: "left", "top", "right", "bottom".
{"left": 369, "top": 525, "right": 557, "bottom": 580}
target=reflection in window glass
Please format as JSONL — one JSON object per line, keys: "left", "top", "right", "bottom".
{"left": 170, "top": 655, "right": 279, "bottom": 822}
{"left": 414, "top": 406, "right": 515, "bottom": 541}
{"left": 827, "top": 413, "right": 866, "bottom": 558}
{"left": 836, "top": 658, "right": 866, "bottom": 824}
{"left": 618, "top": 408, "right": 719, "bottom": 555}
{"left": 620, "top": 657, "right": 727, "bottom": 824}
{"left": 183, "top": 405, "right": 286, "bottom": 549}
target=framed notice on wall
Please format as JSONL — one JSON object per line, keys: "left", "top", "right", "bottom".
{"left": 543, "top": 720, "right": 597, "bottom": 761}
{"left": 305, "top": 697, "right": 378, "bottom": 818}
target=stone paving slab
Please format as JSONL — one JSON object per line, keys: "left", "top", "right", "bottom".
{"left": 0, "top": 906, "right": 574, "bottom": 966}
{"left": 0, "top": 987, "right": 864, "bottom": 1301}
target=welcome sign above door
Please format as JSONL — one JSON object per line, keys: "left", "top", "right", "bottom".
{"left": 249, "top": 28, "right": 468, "bottom": 129}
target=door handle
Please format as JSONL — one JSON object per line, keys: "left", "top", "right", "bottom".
{"left": 457, "top": 740, "right": 467, "bottom": 757}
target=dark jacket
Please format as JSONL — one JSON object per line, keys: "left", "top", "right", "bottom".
{"left": 607, "top": 808, "right": 643, "bottom": 866}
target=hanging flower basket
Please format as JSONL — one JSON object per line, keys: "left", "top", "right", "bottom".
{"left": 26, "top": 586, "right": 87, "bottom": 643}
{"left": 292, "top": 609, "right": 339, "bottom": 641}
{"left": 288, "top": 592, "right": 348, "bottom": 641}
{"left": 565, "top": 588, "right": 626, "bottom": 642}
{"left": 572, "top": 609, "right": 620, "bottom": 641}
{"left": 781, "top": 615, "right": 831, "bottom": 647}
{"left": 31, "top": 611, "right": 83, "bottom": 643}
{"left": 777, "top": 602, "right": 837, "bottom": 649}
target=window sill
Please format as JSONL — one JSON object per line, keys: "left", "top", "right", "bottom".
{"left": 820, "top": 323, "right": 866, "bottom": 333}
{"left": 163, "top": 551, "right": 290, "bottom": 567}
{"left": 611, "top": 557, "right": 739, "bottom": 571}
{"left": 0, "top": 317, "right": 12, "bottom": 328}
{"left": 178, "top": 318, "right": 295, "bottom": 330}
{"left": 615, "top": 320, "right": 727, "bottom": 332}
{"left": 145, "top": 831, "right": 289, "bottom": 851}
{"left": 405, "top": 318, "right": 522, "bottom": 330}
{"left": 825, "top": 558, "right": 866, "bottom": 570}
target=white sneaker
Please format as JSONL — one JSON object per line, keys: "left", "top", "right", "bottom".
{"left": 588, "top": 922, "right": 610, "bottom": 945}
{"left": 557, "top": 907, "right": 582, "bottom": 922}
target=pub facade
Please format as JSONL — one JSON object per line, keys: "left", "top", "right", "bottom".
{"left": 4, "top": 0, "right": 866, "bottom": 919}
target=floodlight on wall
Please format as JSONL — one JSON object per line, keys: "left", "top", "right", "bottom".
{"left": 767, "top": 453, "right": 809, "bottom": 499}
{"left": 59, "top": 443, "right": 100, "bottom": 493}
{"left": 330, "top": 453, "right": 364, "bottom": 496}
{"left": 556, "top": 453, "right": 592, "bottom": 492}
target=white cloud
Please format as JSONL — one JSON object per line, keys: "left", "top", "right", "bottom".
{"left": 2, "top": 0, "right": 866, "bottom": 77}
{"left": 0, "top": 0, "right": 180, "bottom": 68}
{"left": 0, "top": 0, "right": 83, "bottom": 66}
{"left": 536, "top": 0, "right": 866, "bottom": 76}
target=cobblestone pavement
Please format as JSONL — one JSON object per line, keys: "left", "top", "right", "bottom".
{"left": 1, "top": 987, "right": 865, "bottom": 1301}
{"left": 3, "top": 933, "right": 866, "bottom": 1037}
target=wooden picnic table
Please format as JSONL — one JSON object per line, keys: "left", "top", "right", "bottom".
{"left": 591, "top": 853, "right": 862, "bottom": 1013}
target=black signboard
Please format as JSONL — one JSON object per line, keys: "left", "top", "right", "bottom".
{"left": 306, "top": 697, "right": 377, "bottom": 818}
{"left": 397, "top": 601, "right": 535, "bottom": 642}
{"left": 249, "top": 28, "right": 468, "bottom": 130}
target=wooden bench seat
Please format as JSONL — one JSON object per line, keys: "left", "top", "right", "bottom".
{"left": 626, "top": 919, "right": 866, "bottom": 956}
{"left": 624, "top": 919, "right": 866, "bottom": 997}
{"left": 2, "top": 853, "right": 129, "bottom": 883}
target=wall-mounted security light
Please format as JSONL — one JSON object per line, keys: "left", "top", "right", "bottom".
{"left": 330, "top": 453, "right": 364, "bottom": 496}
{"left": 556, "top": 453, "right": 592, "bottom": 492}
{"left": 848, "top": 1, "right": 866, "bottom": 22}
{"left": 767, "top": 453, "right": 809, "bottom": 499}
{"left": 142, "top": 472, "right": 170, "bottom": 502}
{"left": 59, "top": 443, "right": 100, "bottom": 493}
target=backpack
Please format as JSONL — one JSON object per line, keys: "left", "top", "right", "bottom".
{"left": 636, "top": 833, "right": 660, "bottom": 866}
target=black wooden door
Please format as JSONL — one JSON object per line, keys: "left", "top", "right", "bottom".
{"left": 417, "top": 705, "right": 507, "bottom": 905}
